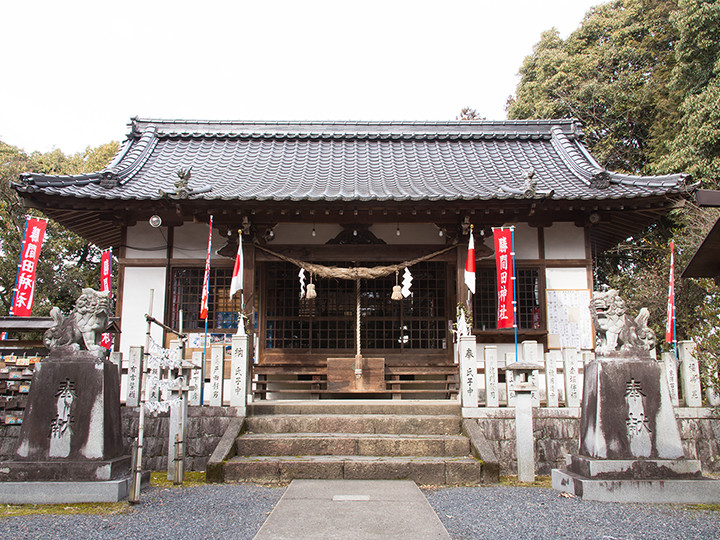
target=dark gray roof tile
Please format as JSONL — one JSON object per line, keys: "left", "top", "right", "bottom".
{"left": 16, "top": 118, "right": 693, "bottom": 203}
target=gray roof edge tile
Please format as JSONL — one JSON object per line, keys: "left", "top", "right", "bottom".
{"left": 130, "top": 117, "right": 581, "bottom": 139}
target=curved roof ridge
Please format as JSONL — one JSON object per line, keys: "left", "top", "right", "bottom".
{"left": 110, "top": 126, "right": 159, "bottom": 185}
{"left": 550, "top": 126, "right": 598, "bottom": 186}
{"left": 130, "top": 117, "right": 582, "bottom": 139}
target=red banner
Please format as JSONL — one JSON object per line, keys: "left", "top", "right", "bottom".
{"left": 100, "top": 248, "right": 113, "bottom": 349}
{"left": 200, "top": 216, "right": 213, "bottom": 320}
{"left": 9, "top": 217, "right": 47, "bottom": 317}
{"left": 665, "top": 240, "right": 675, "bottom": 343}
{"left": 493, "top": 228, "right": 515, "bottom": 329}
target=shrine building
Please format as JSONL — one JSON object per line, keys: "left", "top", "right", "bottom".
{"left": 14, "top": 118, "right": 694, "bottom": 401}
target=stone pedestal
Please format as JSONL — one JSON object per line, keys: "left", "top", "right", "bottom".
{"left": 553, "top": 356, "right": 720, "bottom": 503}
{"left": 507, "top": 362, "right": 542, "bottom": 483}
{"left": 459, "top": 336, "right": 478, "bottom": 408}
{"left": 0, "top": 353, "right": 136, "bottom": 503}
{"left": 229, "top": 335, "right": 249, "bottom": 411}
{"left": 579, "top": 358, "right": 683, "bottom": 460}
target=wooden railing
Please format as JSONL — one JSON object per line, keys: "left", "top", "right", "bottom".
{"left": 252, "top": 363, "right": 459, "bottom": 400}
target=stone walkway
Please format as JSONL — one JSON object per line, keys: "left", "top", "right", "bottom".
{"left": 254, "top": 480, "right": 449, "bottom": 539}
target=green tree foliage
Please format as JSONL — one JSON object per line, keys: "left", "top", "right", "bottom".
{"left": 507, "top": 0, "right": 720, "bottom": 400}
{"left": 507, "top": 0, "right": 679, "bottom": 174}
{"left": 0, "top": 141, "right": 119, "bottom": 316}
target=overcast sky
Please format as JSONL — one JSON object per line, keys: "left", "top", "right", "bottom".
{"left": 1, "top": 0, "right": 603, "bottom": 155}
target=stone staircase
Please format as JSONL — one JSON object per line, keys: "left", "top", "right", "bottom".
{"left": 207, "top": 401, "right": 496, "bottom": 485}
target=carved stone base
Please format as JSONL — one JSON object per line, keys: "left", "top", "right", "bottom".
{"left": 553, "top": 455, "right": 720, "bottom": 503}
{"left": 0, "top": 472, "right": 151, "bottom": 504}
{"left": 580, "top": 358, "right": 683, "bottom": 460}
{"left": 14, "top": 354, "right": 124, "bottom": 462}
{"left": 0, "top": 455, "right": 131, "bottom": 482}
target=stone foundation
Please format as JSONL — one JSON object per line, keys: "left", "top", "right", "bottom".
{"left": 2, "top": 406, "right": 719, "bottom": 475}
{"left": 465, "top": 407, "right": 720, "bottom": 476}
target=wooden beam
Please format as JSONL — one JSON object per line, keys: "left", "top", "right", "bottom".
{"left": 696, "top": 189, "right": 720, "bottom": 207}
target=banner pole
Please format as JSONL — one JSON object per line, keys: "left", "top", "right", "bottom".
{"left": 200, "top": 216, "right": 213, "bottom": 404}
{"left": 511, "top": 227, "right": 518, "bottom": 362}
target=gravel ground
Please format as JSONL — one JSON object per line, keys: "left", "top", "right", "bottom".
{"left": 0, "top": 484, "right": 284, "bottom": 540}
{"left": 1, "top": 483, "right": 719, "bottom": 540}
{"left": 424, "top": 485, "right": 720, "bottom": 540}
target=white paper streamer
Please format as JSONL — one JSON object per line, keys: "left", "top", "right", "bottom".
{"left": 298, "top": 268, "right": 306, "bottom": 298}
{"left": 144, "top": 397, "right": 181, "bottom": 415}
{"left": 401, "top": 268, "right": 413, "bottom": 298}
{"left": 147, "top": 337, "right": 182, "bottom": 369}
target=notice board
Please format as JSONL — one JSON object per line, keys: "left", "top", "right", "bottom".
{"left": 546, "top": 289, "right": 594, "bottom": 350}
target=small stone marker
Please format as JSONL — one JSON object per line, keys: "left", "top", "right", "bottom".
{"left": 522, "top": 341, "right": 541, "bottom": 406}
{"left": 505, "top": 353, "right": 516, "bottom": 406}
{"left": 208, "top": 344, "right": 224, "bottom": 406}
{"left": 545, "top": 350, "right": 560, "bottom": 408}
{"left": 459, "top": 336, "right": 478, "bottom": 408}
{"left": 187, "top": 351, "right": 202, "bottom": 406}
{"left": 484, "top": 346, "right": 499, "bottom": 407}
{"left": 126, "top": 346, "right": 142, "bottom": 407}
{"left": 229, "top": 335, "right": 249, "bottom": 411}
{"left": 147, "top": 353, "right": 161, "bottom": 403}
{"left": 679, "top": 341, "right": 702, "bottom": 407}
{"left": 563, "top": 349, "right": 581, "bottom": 408}
{"left": 661, "top": 351, "right": 679, "bottom": 407}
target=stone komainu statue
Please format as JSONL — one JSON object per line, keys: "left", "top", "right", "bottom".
{"left": 43, "top": 288, "right": 112, "bottom": 359}
{"left": 589, "top": 289, "right": 656, "bottom": 357}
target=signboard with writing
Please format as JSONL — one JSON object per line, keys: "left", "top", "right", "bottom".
{"left": 546, "top": 289, "right": 593, "bottom": 350}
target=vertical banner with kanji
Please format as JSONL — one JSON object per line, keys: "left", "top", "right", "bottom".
{"left": 100, "top": 248, "right": 113, "bottom": 349}
{"left": 665, "top": 240, "right": 675, "bottom": 344}
{"left": 493, "top": 228, "right": 515, "bottom": 329}
{"left": 9, "top": 217, "right": 47, "bottom": 317}
{"left": 200, "top": 216, "right": 213, "bottom": 320}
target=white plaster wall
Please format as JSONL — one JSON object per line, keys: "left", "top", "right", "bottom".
{"left": 512, "top": 223, "right": 539, "bottom": 260}
{"left": 119, "top": 267, "right": 167, "bottom": 357}
{"left": 126, "top": 223, "right": 168, "bottom": 258}
{"left": 545, "top": 267, "right": 591, "bottom": 290}
{"left": 173, "top": 222, "right": 228, "bottom": 260}
{"left": 544, "top": 223, "right": 586, "bottom": 259}
{"left": 477, "top": 223, "right": 538, "bottom": 261}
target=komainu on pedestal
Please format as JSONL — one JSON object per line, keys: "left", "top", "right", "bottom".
{"left": 0, "top": 289, "right": 136, "bottom": 503}
{"left": 552, "top": 289, "right": 720, "bottom": 503}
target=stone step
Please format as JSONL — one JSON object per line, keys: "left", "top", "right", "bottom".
{"left": 247, "top": 400, "right": 461, "bottom": 417}
{"left": 235, "top": 432, "right": 471, "bottom": 457}
{"left": 245, "top": 414, "right": 462, "bottom": 435}
{"left": 224, "top": 455, "right": 485, "bottom": 485}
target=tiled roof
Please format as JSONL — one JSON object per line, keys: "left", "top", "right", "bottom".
{"left": 16, "top": 118, "right": 693, "bottom": 203}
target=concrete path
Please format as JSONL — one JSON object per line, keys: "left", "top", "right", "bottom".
{"left": 253, "top": 479, "right": 450, "bottom": 540}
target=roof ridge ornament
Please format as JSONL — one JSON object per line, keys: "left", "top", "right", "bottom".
{"left": 158, "top": 167, "right": 212, "bottom": 199}
{"left": 98, "top": 171, "right": 120, "bottom": 189}
{"left": 590, "top": 171, "right": 611, "bottom": 190}
{"left": 499, "top": 168, "right": 554, "bottom": 199}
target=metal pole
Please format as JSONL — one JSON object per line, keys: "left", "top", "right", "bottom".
{"left": 129, "top": 289, "right": 154, "bottom": 504}
{"left": 511, "top": 227, "right": 518, "bottom": 362}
